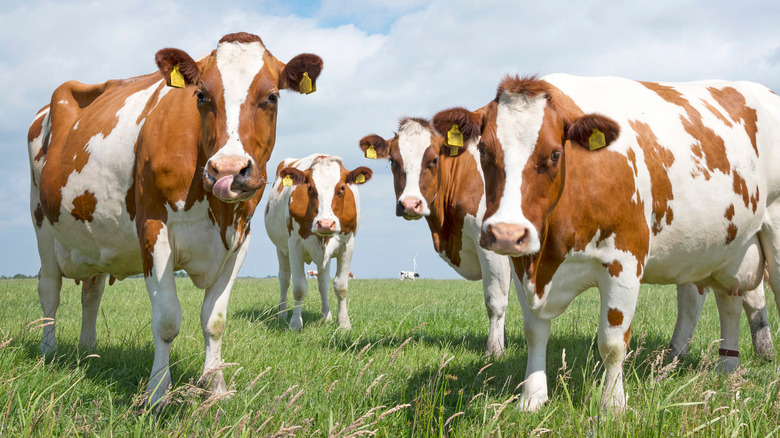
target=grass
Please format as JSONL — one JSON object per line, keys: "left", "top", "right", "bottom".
{"left": 0, "top": 277, "right": 779, "bottom": 436}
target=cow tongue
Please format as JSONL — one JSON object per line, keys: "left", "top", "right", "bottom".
{"left": 213, "top": 175, "right": 237, "bottom": 199}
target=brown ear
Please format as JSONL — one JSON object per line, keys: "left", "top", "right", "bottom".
{"left": 432, "top": 107, "right": 482, "bottom": 157}
{"left": 278, "top": 167, "right": 308, "bottom": 186}
{"left": 346, "top": 167, "right": 373, "bottom": 185}
{"left": 358, "top": 134, "right": 390, "bottom": 159}
{"left": 280, "top": 53, "right": 324, "bottom": 94}
{"left": 566, "top": 114, "right": 620, "bottom": 150}
{"left": 155, "top": 48, "right": 199, "bottom": 87}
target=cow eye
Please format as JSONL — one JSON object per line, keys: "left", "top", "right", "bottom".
{"left": 266, "top": 93, "right": 279, "bottom": 105}
{"left": 428, "top": 157, "right": 438, "bottom": 168}
{"left": 196, "top": 90, "right": 210, "bottom": 104}
{"left": 550, "top": 150, "right": 561, "bottom": 162}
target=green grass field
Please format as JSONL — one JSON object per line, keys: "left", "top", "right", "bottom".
{"left": 0, "top": 277, "right": 778, "bottom": 436}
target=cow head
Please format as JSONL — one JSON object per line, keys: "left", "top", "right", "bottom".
{"left": 279, "top": 155, "right": 372, "bottom": 237}
{"left": 155, "top": 32, "right": 323, "bottom": 203}
{"left": 433, "top": 75, "right": 620, "bottom": 257}
{"left": 359, "top": 118, "right": 442, "bottom": 220}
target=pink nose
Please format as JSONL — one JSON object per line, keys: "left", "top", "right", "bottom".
{"left": 206, "top": 156, "right": 252, "bottom": 179}
{"left": 480, "top": 223, "right": 531, "bottom": 255}
{"left": 315, "top": 219, "right": 336, "bottom": 234}
{"left": 400, "top": 197, "right": 423, "bottom": 216}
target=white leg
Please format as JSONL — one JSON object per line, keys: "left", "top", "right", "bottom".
{"left": 277, "top": 249, "right": 291, "bottom": 321}
{"left": 712, "top": 287, "right": 742, "bottom": 372}
{"left": 200, "top": 235, "right": 250, "bottom": 394}
{"left": 668, "top": 284, "right": 707, "bottom": 359}
{"left": 741, "top": 280, "right": 774, "bottom": 360}
{"left": 79, "top": 273, "right": 107, "bottom": 348}
{"left": 289, "top": 242, "right": 307, "bottom": 331}
{"left": 142, "top": 222, "right": 180, "bottom": 407}
{"left": 478, "top": 250, "right": 510, "bottom": 357}
{"left": 759, "top": 205, "right": 780, "bottom": 317}
{"left": 515, "top": 273, "right": 550, "bottom": 412}
{"left": 333, "top": 241, "right": 353, "bottom": 329}
{"left": 318, "top": 260, "right": 332, "bottom": 322}
{"left": 34, "top": 224, "right": 62, "bottom": 355}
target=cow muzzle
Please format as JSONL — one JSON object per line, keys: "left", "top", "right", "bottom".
{"left": 203, "top": 155, "right": 261, "bottom": 202}
{"left": 314, "top": 218, "right": 338, "bottom": 236}
{"left": 397, "top": 197, "right": 426, "bottom": 220}
{"left": 480, "top": 223, "right": 533, "bottom": 256}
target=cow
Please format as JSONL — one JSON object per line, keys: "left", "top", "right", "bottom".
{"left": 359, "top": 118, "right": 512, "bottom": 356}
{"left": 432, "top": 73, "right": 780, "bottom": 411}
{"left": 399, "top": 271, "right": 420, "bottom": 281}
{"left": 307, "top": 270, "right": 318, "bottom": 278}
{"left": 27, "top": 32, "right": 323, "bottom": 406}
{"left": 264, "top": 154, "right": 372, "bottom": 330}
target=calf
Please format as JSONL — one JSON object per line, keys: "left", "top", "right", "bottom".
{"left": 433, "top": 74, "right": 780, "bottom": 411}
{"left": 265, "top": 154, "right": 371, "bottom": 330}
{"left": 28, "top": 32, "right": 322, "bottom": 406}
{"left": 400, "top": 271, "right": 420, "bottom": 281}
{"left": 360, "top": 118, "right": 512, "bottom": 356}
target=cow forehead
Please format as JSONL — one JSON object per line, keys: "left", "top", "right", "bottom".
{"left": 496, "top": 92, "right": 547, "bottom": 166}
{"left": 216, "top": 40, "right": 267, "bottom": 147}
{"left": 310, "top": 158, "right": 344, "bottom": 190}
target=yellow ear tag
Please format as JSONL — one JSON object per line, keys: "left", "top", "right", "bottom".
{"left": 447, "top": 124, "right": 463, "bottom": 156}
{"left": 356, "top": 173, "right": 366, "bottom": 184}
{"left": 589, "top": 128, "right": 607, "bottom": 150}
{"left": 299, "top": 72, "right": 315, "bottom": 95}
{"left": 282, "top": 175, "right": 293, "bottom": 187}
{"left": 170, "top": 65, "right": 185, "bottom": 88}
{"left": 365, "top": 145, "right": 377, "bottom": 159}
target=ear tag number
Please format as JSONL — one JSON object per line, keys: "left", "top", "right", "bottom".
{"left": 447, "top": 124, "right": 463, "bottom": 156}
{"left": 356, "top": 174, "right": 366, "bottom": 184}
{"left": 170, "top": 65, "right": 185, "bottom": 88}
{"left": 300, "top": 72, "right": 315, "bottom": 94}
{"left": 365, "top": 145, "right": 377, "bottom": 159}
{"left": 589, "top": 128, "right": 607, "bottom": 150}
{"left": 282, "top": 175, "right": 293, "bottom": 187}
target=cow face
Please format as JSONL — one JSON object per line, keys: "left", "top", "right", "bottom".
{"left": 433, "top": 76, "right": 619, "bottom": 257}
{"left": 359, "top": 118, "right": 441, "bottom": 220}
{"left": 155, "top": 32, "right": 323, "bottom": 203}
{"left": 280, "top": 156, "right": 372, "bottom": 237}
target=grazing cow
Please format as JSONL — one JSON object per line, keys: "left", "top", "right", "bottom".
{"left": 348, "top": 271, "right": 356, "bottom": 279}
{"left": 27, "top": 32, "right": 323, "bottom": 406}
{"left": 432, "top": 74, "right": 780, "bottom": 411}
{"left": 264, "top": 154, "right": 372, "bottom": 330}
{"left": 307, "top": 270, "right": 319, "bottom": 279}
{"left": 359, "top": 118, "right": 512, "bottom": 356}
{"left": 399, "top": 271, "right": 420, "bottom": 281}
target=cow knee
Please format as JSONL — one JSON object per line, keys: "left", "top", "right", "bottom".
{"left": 154, "top": 309, "right": 181, "bottom": 344}
{"left": 333, "top": 278, "right": 348, "bottom": 299}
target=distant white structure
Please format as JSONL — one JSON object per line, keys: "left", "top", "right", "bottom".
{"left": 400, "top": 271, "right": 420, "bottom": 281}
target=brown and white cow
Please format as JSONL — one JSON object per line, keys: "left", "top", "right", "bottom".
{"left": 27, "top": 32, "right": 322, "bottom": 406}
{"left": 358, "top": 118, "right": 512, "bottom": 356}
{"left": 264, "top": 154, "right": 371, "bottom": 330}
{"left": 433, "top": 74, "right": 780, "bottom": 411}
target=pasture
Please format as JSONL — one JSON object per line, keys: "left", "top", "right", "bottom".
{"left": 0, "top": 277, "right": 778, "bottom": 436}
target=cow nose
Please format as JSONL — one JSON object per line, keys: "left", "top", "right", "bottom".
{"left": 315, "top": 219, "right": 336, "bottom": 234}
{"left": 206, "top": 156, "right": 252, "bottom": 180}
{"left": 480, "top": 223, "right": 530, "bottom": 255}
{"left": 399, "top": 197, "right": 424, "bottom": 217}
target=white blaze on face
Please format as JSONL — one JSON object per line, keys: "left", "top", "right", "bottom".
{"left": 397, "top": 120, "right": 433, "bottom": 214}
{"left": 484, "top": 92, "right": 548, "bottom": 254}
{"left": 310, "top": 157, "right": 344, "bottom": 232}
{"left": 213, "top": 40, "right": 266, "bottom": 161}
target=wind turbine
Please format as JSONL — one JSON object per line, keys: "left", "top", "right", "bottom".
{"left": 408, "top": 251, "right": 419, "bottom": 276}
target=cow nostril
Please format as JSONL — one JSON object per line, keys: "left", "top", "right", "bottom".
{"left": 238, "top": 161, "right": 252, "bottom": 178}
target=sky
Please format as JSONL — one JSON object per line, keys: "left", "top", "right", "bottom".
{"left": 2, "top": 0, "right": 780, "bottom": 279}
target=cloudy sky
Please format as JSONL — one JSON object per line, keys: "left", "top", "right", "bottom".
{"left": 2, "top": 0, "right": 780, "bottom": 279}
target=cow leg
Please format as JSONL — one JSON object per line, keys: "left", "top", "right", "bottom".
{"left": 318, "top": 260, "right": 333, "bottom": 322}
{"left": 478, "top": 249, "right": 510, "bottom": 357}
{"left": 35, "top": 225, "right": 63, "bottom": 355}
{"left": 289, "top": 242, "right": 308, "bottom": 331}
{"left": 200, "top": 235, "right": 250, "bottom": 395}
{"left": 333, "top": 240, "right": 354, "bottom": 329}
{"left": 741, "top": 280, "right": 774, "bottom": 360}
{"left": 79, "top": 273, "right": 107, "bottom": 349}
{"left": 277, "top": 249, "right": 291, "bottom": 321}
{"left": 515, "top": 274, "right": 551, "bottom": 412}
{"left": 597, "top": 277, "right": 640, "bottom": 412}
{"left": 668, "top": 284, "right": 707, "bottom": 359}
{"left": 142, "top": 223, "right": 180, "bottom": 407}
{"left": 759, "top": 206, "right": 780, "bottom": 316}
{"left": 712, "top": 287, "right": 742, "bottom": 372}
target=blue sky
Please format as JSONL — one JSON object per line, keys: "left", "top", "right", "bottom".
{"left": 2, "top": 0, "right": 780, "bottom": 279}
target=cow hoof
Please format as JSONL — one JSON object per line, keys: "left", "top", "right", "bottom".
{"left": 290, "top": 318, "right": 303, "bottom": 331}
{"left": 322, "top": 312, "right": 333, "bottom": 322}
{"left": 519, "top": 395, "right": 548, "bottom": 412}
{"left": 716, "top": 357, "right": 740, "bottom": 372}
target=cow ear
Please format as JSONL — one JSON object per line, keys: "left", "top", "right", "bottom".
{"left": 566, "top": 114, "right": 620, "bottom": 151}
{"left": 278, "top": 167, "right": 308, "bottom": 186}
{"left": 346, "top": 167, "right": 373, "bottom": 185}
{"left": 280, "top": 53, "right": 324, "bottom": 94}
{"left": 155, "top": 48, "right": 200, "bottom": 88}
{"left": 359, "top": 135, "right": 390, "bottom": 160}
{"left": 432, "top": 107, "right": 482, "bottom": 157}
